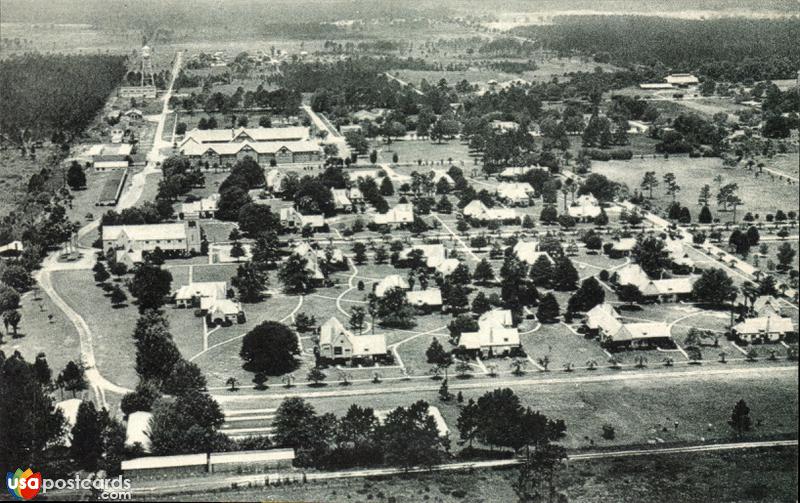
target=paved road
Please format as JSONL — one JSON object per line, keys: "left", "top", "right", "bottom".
{"left": 34, "top": 51, "right": 184, "bottom": 408}
{"left": 212, "top": 364, "right": 797, "bottom": 404}
{"left": 125, "top": 439, "right": 797, "bottom": 497}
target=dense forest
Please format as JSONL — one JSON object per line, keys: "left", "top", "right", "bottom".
{"left": 513, "top": 16, "right": 800, "bottom": 81}
{"left": 0, "top": 54, "right": 128, "bottom": 146}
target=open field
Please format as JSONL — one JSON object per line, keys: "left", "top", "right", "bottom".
{"left": 591, "top": 157, "right": 800, "bottom": 223}
{"left": 166, "top": 445, "right": 799, "bottom": 503}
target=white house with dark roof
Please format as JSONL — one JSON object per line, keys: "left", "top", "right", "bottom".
{"left": 317, "top": 317, "right": 387, "bottom": 363}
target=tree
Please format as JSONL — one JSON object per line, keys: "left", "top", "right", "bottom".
{"left": 513, "top": 443, "right": 568, "bottom": 503}
{"left": 369, "top": 150, "right": 378, "bottom": 164}
{"left": 129, "top": 263, "right": 173, "bottom": 312}
{"left": 352, "top": 242, "right": 368, "bottom": 265}
{"left": 641, "top": 171, "right": 659, "bottom": 198}
{"left": 473, "top": 258, "right": 495, "bottom": 285}
{"left": 57, "top": 360, "right": 88, "bottom": 397}
{"left": 66, "top": 161, "right": 86, "bottom": 190}
{"left": 729, "top": 399, "right": 752, "bottom": 437}
{"left": 378, "top": 401, "right": 447, "bottom": 471}
{"left": 272, "top": 397, "right": 330, "bottom": 456}
{"left": 70, "top": 401, "right": 104, "bottom": 471}
{"left": 617, "top": 284, "right": 643, "bottom": 307}
{"left": 162, "top": 359, "right": 207, "bottom": 396}
{"left": 240, "top": 321, "right": 299, "bottom": 375}
{"left": 110, "top": 284, "right": 127, "bottom": 307}
{"left": 699, "top": 205, "right": 713, "bottom": 224}
{"left": 448, "top": 263, "right": 472, "bottom": 287}
{"left": 537, "top": 293, "right": 560, "bottom": 323}
{"left": 379, "top": 177, "right": 394, "bottom": 196}
{"left": 579, "top": 174, "right": 617, "bottom": 203}
{"left": 633, "top": 235, "right": 669, "bottom": 277}
{"left": 571, "top": 277, "right": 605, "bottom": 313}
{"left": 377, "top": 286, "right": 415, "bottom": 328}
{"left": 663, "top": 172, "right": 680, "bottom": 202}
{"left": 148, "top": 391, "right": 225, "bottom": 455}
{"left": 0, "top": 283, "right": 21, "bottom": 317}
{"left": 237, "top": 203, "right": 280, "bottom": 236}
{"left": 278, "top": 254, "right": 314, "bottom": 294}
{"left": 540, "top": 205, "right": 558, "bottom": 224}
{"left": 698, "top": 184, "right": 711, "bottom": 206}
{"left": 0, "top": 353, "right": 67, "bottom": 473}
{"left": 692, "top": 268, "right": 737, "bottom": 305}
{"left": 777, "top": 242, "right": 796, "bottom": 271}
{"left": 472, "top": 291, "right": 492, "bottom": 315}
{"left": 109, "top": 261, "right": 128, "bottom": 280}
{"left": 349, "top": 306, "right": 366, "bottom": 334}
{"left": 251, "top": 231, "right": 281, "bottom": 269}
{"left": 307, "top": 367, "right": 326, "bottom": 386}
{"left": 232, "top": 262, "right": 269, "bottom": 302}
{"left": 121, "top": 381, "right": 161, "bottom": 415}
{"left": 33, "top": 353, "right": 51, "bottom": 386}
{"left": 426, "top": 338, "right": 452, "bottom": 371}
{"left": 134, "top": 316, "right": 181, "bottom": 384}
{"left": 552, "top": 256, "right": 579, "bottom": 291}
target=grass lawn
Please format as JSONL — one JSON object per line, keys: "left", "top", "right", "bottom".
{"left": 50, "top": 270, "right": 141, "bottom": 388}
{"left": 373, "top": 139, "right": 478, "bottom": 164}
{"left": 175, "top": 446, "right": 798, "bottom": 502}
{"left": 2, "top": 288, "right": 81, "bottom": 383}
{"left": 591, "top": 157, "right": 800, "bottom": 223}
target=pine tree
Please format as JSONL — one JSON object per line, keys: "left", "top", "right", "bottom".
{"left": 71, "top": 401, "right": 104, "bottom": 471}
{"left": 536, "top": 293, "right": 560, "bottom": 323}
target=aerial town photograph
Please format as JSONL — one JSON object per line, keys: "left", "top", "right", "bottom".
{"left": 0, "top": 0, "right": 798, "bottom": 501}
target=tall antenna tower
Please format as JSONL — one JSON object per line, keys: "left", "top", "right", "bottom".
{"left": 141, "top": 43, "right": 155, "bottom": 89}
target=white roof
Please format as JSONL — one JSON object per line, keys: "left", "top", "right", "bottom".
{"left": 94, "top": 160, "right": 130, "bottom": 169}
{"left": 182, "top": 126, "right": 309, "bottom": 145}
{"left": 460, "top": 326, "right": 520, "bottom": 350}
{"left": 350, "top": 333, "right": 387, "bottom": 356}
{"left": 622, "top": 322, "right": 671, "bottom": 341}
{"left": 103, "top": 223, "right": 187, "bottom": 242}
{"left": 180, "top": 194, "right": 219, "bottom": 214}
{"left": 210, "top": 449, "right": 295, "bottom": 465}
{"left": 56, "top": 398, "right": 82, "bottom": 430}
{"left": 585, "top": 303, "right": 623, "bottom": 332}
{"left": 435, "top": 258, "right": 461, "bottom": 275}
{"left": 181, "top": 139, "right": 321, "bottom": 157}
{"left": 733, "top": 316, "right": 794, "bottom": 335}
{"left": 208, "top": 299, "right": 242, "bottom": 317}
{"left": 0, "top": 240, "right": 24, "bottom": 254}
{"left": 125, "top": 411, "right": 153, "bottom": 452}
{"left": 611, "top": 238, "right": 637, "bottom": 251}
{"left": 374, "top": 204, "right": 414, "bottom": 225}
{"left": 122, "top": 453, "right": 206, "bottom": 471}
{"left": 406, "top": 288, "right": 443, "bottom": 306}
{"left": 319, "top": 317, "right": 348, "bottom": 346}
{"left": 496, "top": 182, "right": 534, "bottom": 201}
{"left": 479, "top": 309, "right": 514, "bottom": 329}
{"left": 499, "top": 166, "right": 546, "bottom": 178}
{"left": 513, "top": 241, "right": 552, "bottom": 265}
{"left": 175, "top": 281, "right": 227, "bottom": 301}
{"left": 640, "top": 277, "right": 696, "bottom": 296}
{"left": 375, "top": 274, "right": 410, "bottom": 297}
{"left": 753, "top": 296, "right": 782, "bottom": 316}
{"left": 665, "top": 73, "right": 699, "bottom": 85}
{"left": 462, "top": 199, "right": 489, "bottom": 218}
{"left": 615, "top": 264, "right": 650, "bottom": 287}
{"left": 87, "top": 143, "right": 133, "bottom": 157}
{"left": 400, "top": 244, "right": 447, "bottom": 269}
{"left": 265, "top": 169, "right": 285, "bottom": 190}
{"left": 640, "top": 83, "right": 675, "bottom": 89}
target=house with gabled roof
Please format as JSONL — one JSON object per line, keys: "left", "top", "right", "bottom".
{"left": 752, "top": 296, "right": 783, "bottom": 318}
{"left": 457, "top": 309, "right": 521, "bottom": 358}
{"left": 102, "top": 221, "right": 202, "bottom": 264}
{"left": 279, "top": 207, "right": 326, "bottom": 230}
{"left": 406, "top": 288, "right": 443, "bottom": 312}
{"left": 317, "top": 317, "right": 388, "bottom": 364}
{"left": 179, "top": 194, "right": 219, "bottom": 220}
{"left": 513, "top": 241, "right": 553, "bottom": 266}
{"left": 373, "top": 203, "right": 414, "bottom": 226}
{"left": 568, "top": 194, "right": 602, "bottom": 220}
{"left": 732, "top": 315, "right": 795, "bottom": 344}
{"left": 462, "top": 200, "right": 519, "bottom": 223}
{"left": 375, "top": 274, "right": 410, "bottom": 297}
{"left": 496, "top": 182, "right": 535, "bottom": 206}
{"left": 584, "top": 303, "right": 672, "bottom": 349}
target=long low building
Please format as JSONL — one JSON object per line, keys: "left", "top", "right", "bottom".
{"left": 179, "top": 126, "right": 323, "bottom": 166}
{"left": 584, "top": 303, "right": 672, "bottom": 349}
{"left": 121, "top": 449, "right": 296, "bottom": 477}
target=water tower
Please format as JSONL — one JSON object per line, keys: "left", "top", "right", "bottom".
{"left": 140, "top": 44, "right": 155, "bottom": 88}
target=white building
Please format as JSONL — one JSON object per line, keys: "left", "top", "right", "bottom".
{"left": 279, "top": 207, "right": 326, "bottom": 230}
{"left": 373, "top": 203, "right": 414, "bottom": 226}
{"left": 462, "top": 200, "right": 518, "bottom": 222}
{"left": 568, "top": 194, "right": 602, "bottom": 220}
{"left": 318, "top": 317, "right": 387, "bottom": 363}
{"left": 375, "top": 274, "right": 410, "bottom": 297}
{"left": 102, "top": 221, "right": 202, "bottom": 264}
{"left": 513, "top": 241, "right": 553, "bottom": 266}
{"left": 125, "top": 411, "right": 153, "bottom": 453}
{"left": 179, "top": 194, "right": 219, "bottom": 220}
{"left": 495, "top": 182, "right": 535, "bottom": 206}
{"left": 458, "top": 309, "right": 521, "bottom": 357}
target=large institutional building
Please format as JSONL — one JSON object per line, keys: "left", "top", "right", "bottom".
{"left": 178, "top": 126, "right": 323, "bottom": 166}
